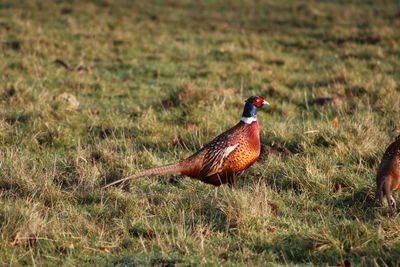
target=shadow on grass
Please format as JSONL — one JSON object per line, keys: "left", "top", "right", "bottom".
{"left": 261, "top": 168, "right": 303, "bottom": 195}
{"left": 329, "top": 187, "right": 379, "bottom": 221}
{"left": 4, "top": 112, "right": 34, "bottom": 125}
{"left": 107, "top": 252, "right": 183, "bottom": 267}
{"left": 252, "top": 233, "right": 314, "bottom": 264}
{"left": 251, "top": 231, "right": 396, "bottom": 265}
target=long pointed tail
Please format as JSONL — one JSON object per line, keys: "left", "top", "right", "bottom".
{"left": 102, "top": 162, "right": 185, "bottom": 189}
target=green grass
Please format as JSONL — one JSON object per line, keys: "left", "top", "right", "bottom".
{"left": 1, "top": 0, "right": 400, "bottom": 265}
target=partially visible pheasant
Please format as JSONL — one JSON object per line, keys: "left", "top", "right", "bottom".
{"left": 375, "top": 135, "right": 400, "bottom": 214}
{"left": 103, "top": 96, "right": 269, "bottom": 188}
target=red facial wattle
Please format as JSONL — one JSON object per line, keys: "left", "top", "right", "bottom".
{"left": 253, "top": 97, "right": 265, "bottom": 108}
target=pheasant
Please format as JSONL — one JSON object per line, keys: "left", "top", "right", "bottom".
{"left": 103, "top": 96, "right": 269, "bottom": 188}
{"left": 375, "top": 135, "right": 400, "bottom": 214}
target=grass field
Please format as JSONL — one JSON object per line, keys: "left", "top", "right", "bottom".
{"left": 1, "top": 0, "right": 400, "bottom": 265}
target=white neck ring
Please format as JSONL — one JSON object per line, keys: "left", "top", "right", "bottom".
{"left": 240, "top": 116, "right": 257, "bottom": 124}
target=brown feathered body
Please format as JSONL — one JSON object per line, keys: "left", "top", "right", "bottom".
{"left": 376, "top": 136, "right": 400, "bottom": 213}
{"left": 180, "top": 120, "right": 260, "bottom": 186}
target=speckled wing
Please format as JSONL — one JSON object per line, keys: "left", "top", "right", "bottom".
{"left": 199, "top": 134, "right": 239, "bottom": 179}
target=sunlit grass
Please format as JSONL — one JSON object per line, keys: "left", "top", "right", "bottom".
{"left": 1, "top": 0, "right": 400, "bottom": 265}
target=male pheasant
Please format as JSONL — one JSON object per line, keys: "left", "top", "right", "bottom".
{"left": 375, "top": 135, "right": 400, "bottom": 214}
{"left": 103, "top": 96, "right": 269, "bottom": 188}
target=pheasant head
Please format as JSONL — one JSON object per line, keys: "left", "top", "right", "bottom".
{"left": 241, "top": 96, "right": 269, "bottom": 124}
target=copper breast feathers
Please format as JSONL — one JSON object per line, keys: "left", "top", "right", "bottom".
{"left": 196, "top": 121, "right": 260, "bottom": 179}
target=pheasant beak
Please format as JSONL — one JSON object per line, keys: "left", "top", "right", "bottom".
{"left": 262, "top": 100, "right": 270, "bottom": 106}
